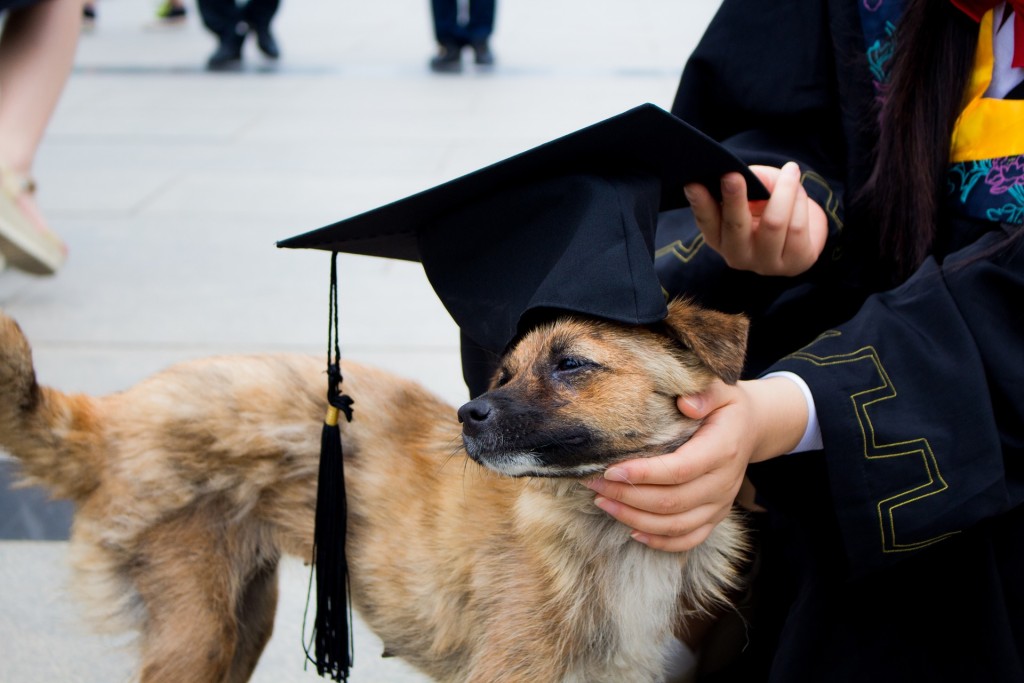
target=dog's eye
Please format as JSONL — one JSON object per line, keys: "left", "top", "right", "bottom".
{"left": 555, "top": 356, "right": 591, "bottom": 372}
{"left": 495, "top": 369, "right": 511, "bottom": 387}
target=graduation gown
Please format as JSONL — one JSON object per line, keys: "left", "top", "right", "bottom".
{"left": 654, "top": 1, "right": 1024, "bottom": 680}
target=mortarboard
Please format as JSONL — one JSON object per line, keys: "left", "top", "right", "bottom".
{"left": 276, "top": 102, "right": 766, "bottom": 681}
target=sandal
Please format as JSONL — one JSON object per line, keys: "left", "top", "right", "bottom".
{"left": 0, "top": 167, "right": 67, "bottom": 275}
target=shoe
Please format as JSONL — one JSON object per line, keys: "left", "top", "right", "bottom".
{"left": 143, "top": 0, "right": 186, "bottom": 29}
{"left": 0, "top": 168, "right": 67, "bottom": 276}
{"left": 154, "top": 0, "right": 187, "bottom": 24}
{"left": 82, "top": 3, "right": 96, "bottom": 31}
{"left": 207, "top": 29, "right": 245, "bottom": 71}
{"left": 429, "top": 43, "right": 462, "bottom": 73}
{"left": 471, "top": 41, "right": 494, "bottom": 66}
{"left": 253, "top": 26, "right": 280, "bottom": 59}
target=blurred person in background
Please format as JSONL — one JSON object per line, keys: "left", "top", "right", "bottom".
{"left": 428, "top": 0, "right": 496, "bottom": 73}
{"left": 0, "top": 0, "right": 80, "bottom": 276}
{"left": 81, "top": 0, "right": 188, "bottom": 31}
{"left": 199, "top": 0, "right": 279, "bottom": 71}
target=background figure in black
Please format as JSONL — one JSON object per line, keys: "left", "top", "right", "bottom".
{"left": 429, "top": 0, "right": 495, "bottom": 73}
{"left": 198, "top": 0, "right": 280, "bottom": 71}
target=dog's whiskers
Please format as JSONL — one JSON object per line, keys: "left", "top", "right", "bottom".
{"left": 436, "top": 434, "right": 467, "bottom": 474}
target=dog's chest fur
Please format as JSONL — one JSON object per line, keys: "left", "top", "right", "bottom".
{"left": 344, "top": 457, "right": 725, "bottom": 683}
{"left": 513, "top": 484, "right": 690, "bottom": 682}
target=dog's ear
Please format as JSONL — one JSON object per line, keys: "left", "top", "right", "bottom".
{"left": 661, "top": 299, "right": 749, "bottom": 384}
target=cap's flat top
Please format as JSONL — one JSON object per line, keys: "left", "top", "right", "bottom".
{"left": 277, "top": 103, "right": 766, "bottom": 259}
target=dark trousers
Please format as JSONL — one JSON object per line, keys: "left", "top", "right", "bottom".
{"left": 198, "top": 0, "right": 279, "bottom": 36}
{"left": 431, "top": 0, "right": 495, "bottom": 46}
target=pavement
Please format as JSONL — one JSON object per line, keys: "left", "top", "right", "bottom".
{"left": 0, "top": 0, "right": 720, "bottom": 680}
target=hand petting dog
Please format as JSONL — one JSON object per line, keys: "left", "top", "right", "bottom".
{"left": 586, "top": 376, "right": 809, "bottom": 553}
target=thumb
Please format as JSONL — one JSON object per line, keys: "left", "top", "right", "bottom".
{"left": 678, "top": 393, "right": 708, "bottom": 418}
{"left": 677, "top": 380, "right": 730, "bottom": 419}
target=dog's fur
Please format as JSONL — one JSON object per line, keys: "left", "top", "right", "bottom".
{"left": 0, "top": 298, "right": 748, "bottom": 683}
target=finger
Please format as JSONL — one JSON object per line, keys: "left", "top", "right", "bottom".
{"left": 605, "top": 388, "right": 736, "bottom": 488}
{"left": 596, "top": 443, "right": 744, "bottom": 508}
{"left": 756, "top": 162, "right": 801, "bottom": 264}
{"left": 631, "top": 522, "right": 720, "bottom": 553}
{"left": 747, "top": 165, "right": 782, "bottom": 229}
{"left": 780, "top": 183, "right": 812, "bottom": 273}
{"left": 600, "top": 446, "right": 706, "bottom": 488}
{"left": 684, "top": 183, "right": 722, "bottom": 249}
{"left": 596, "top": 455, "right": 744, "bottom": 519}
{"left": 595, "top": 495, "right": 727, "bottom": 538}
{"left": 718, "top": 173, "right": 753, "bottom": 264}
{"left": 677, "top": 379, "right": 731, "bottom": 420}
{"left": 678, "top": 393, "right": 708, "bottom": 419}
{"left": 593, "top": 477, "right": 714, "bottom": 517}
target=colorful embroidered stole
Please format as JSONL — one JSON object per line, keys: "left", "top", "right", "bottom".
{"left": 857, "top": 2, "right": 1024, "bottom": 224}
{"left": 948, "top": 8, "right": 1024, "bottom": 224}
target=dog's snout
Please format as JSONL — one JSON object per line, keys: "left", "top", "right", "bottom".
{"left": 457, "top": 397, "right": 493, "bottom": 427}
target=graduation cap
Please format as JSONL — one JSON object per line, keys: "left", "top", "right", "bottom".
{"left": 276, "top": 102, "right": 766, "bottom": 681}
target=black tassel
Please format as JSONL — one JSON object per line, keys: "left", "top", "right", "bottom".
{"left": 305, "top": 252, "right": 355, "bottom": 681}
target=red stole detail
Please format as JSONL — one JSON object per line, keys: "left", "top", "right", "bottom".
{"left": 951, "top": 1, "right": 1024, "bottom": 67}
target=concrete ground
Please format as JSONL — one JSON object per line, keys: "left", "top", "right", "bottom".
{"left": 0, "top": 0, "right": 720, "bottom": 680}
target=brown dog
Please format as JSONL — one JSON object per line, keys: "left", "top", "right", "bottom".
{"left": 0, "top": 298, "right": 748, "bottom": 683}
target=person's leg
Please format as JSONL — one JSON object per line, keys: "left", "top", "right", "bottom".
{"left": 430, "top": 0, "right": 460, "bottom": 45}
{"left": 241, "top": 0, "right": 280, "bottom": 59}
{"left": 197, "top": 0, "right": 240, "bottom": 36}
{"left": 197, "top": 0, "right": 246, "bottom": 69}
{"left": 465, "top": 0, "right": 495, "bottom": 65}
{"left": 0, "top": 0, "right": 80, "bottom": 181}
{"left": 465, "top": 0, "right": 494, "bottom": 44}
{"left": 429, "top": 0, "right": 463, "bottom": 72}
{"left": 0, "top": 0, "right": 79, "bottom": 272}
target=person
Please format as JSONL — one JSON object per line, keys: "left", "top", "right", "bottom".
{"left": 0, "top": 0, "right": 80, "bottom": 276}
{"left": 81, "top": 0, "right": 188, "bottom": 32}
{"left": 428, "top": 0, "right": 496, "bottom": 73}
{"left": 198, "top": 0, "right": 280, "bottom": 71}
{"left": 581, "top": 1, "right": 1024, "bottom": 681}
{"left": 81, "top": 0, "right": 94, "bottom": 29}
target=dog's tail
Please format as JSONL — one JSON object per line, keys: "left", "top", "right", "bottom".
{"left": 0, "top": 312, "right": 103, "bottom": 501}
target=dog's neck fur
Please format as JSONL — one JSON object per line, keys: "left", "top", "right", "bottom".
{"left": 497, "top": 411, "right": 733, "bottom": 682}
{"left": 506, "top": 479, "right": 685, "bottom": 682}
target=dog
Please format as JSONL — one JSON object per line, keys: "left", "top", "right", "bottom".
{"left": 0, "top": 297, "right": 749, "bottom": 683}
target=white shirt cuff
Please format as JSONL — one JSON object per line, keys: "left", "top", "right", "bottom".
{"left": 762, "top": 371, "right": 823, "bottom": 454}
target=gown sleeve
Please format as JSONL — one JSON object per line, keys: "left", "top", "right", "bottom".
{"left": 657, "top": 0, "right": 862, "bottom": 376}
{"left": 764, "top": 225, "right": 1024, "bottom": 577}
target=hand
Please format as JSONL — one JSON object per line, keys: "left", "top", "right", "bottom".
{"left": 683, "top": 162, "right": 828, "bottom": 277}
{"left": 583, "top": 377, "right": 809, "bottom": 552}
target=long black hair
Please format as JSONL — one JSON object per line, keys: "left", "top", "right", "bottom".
{"left": 859, "top": 0, "right": 979, "bottom": 285}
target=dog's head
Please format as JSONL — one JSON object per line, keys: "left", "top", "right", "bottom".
{"left": 457, "top": 298, "right": 748, "bottom": 478}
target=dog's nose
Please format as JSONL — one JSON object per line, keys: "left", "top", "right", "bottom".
{"left": 457, "top": 397, "right": 493, "bottom": 426}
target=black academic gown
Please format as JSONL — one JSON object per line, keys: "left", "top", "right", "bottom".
{"left": 655, "top": 1, "right": 1024, "bottom": 681}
